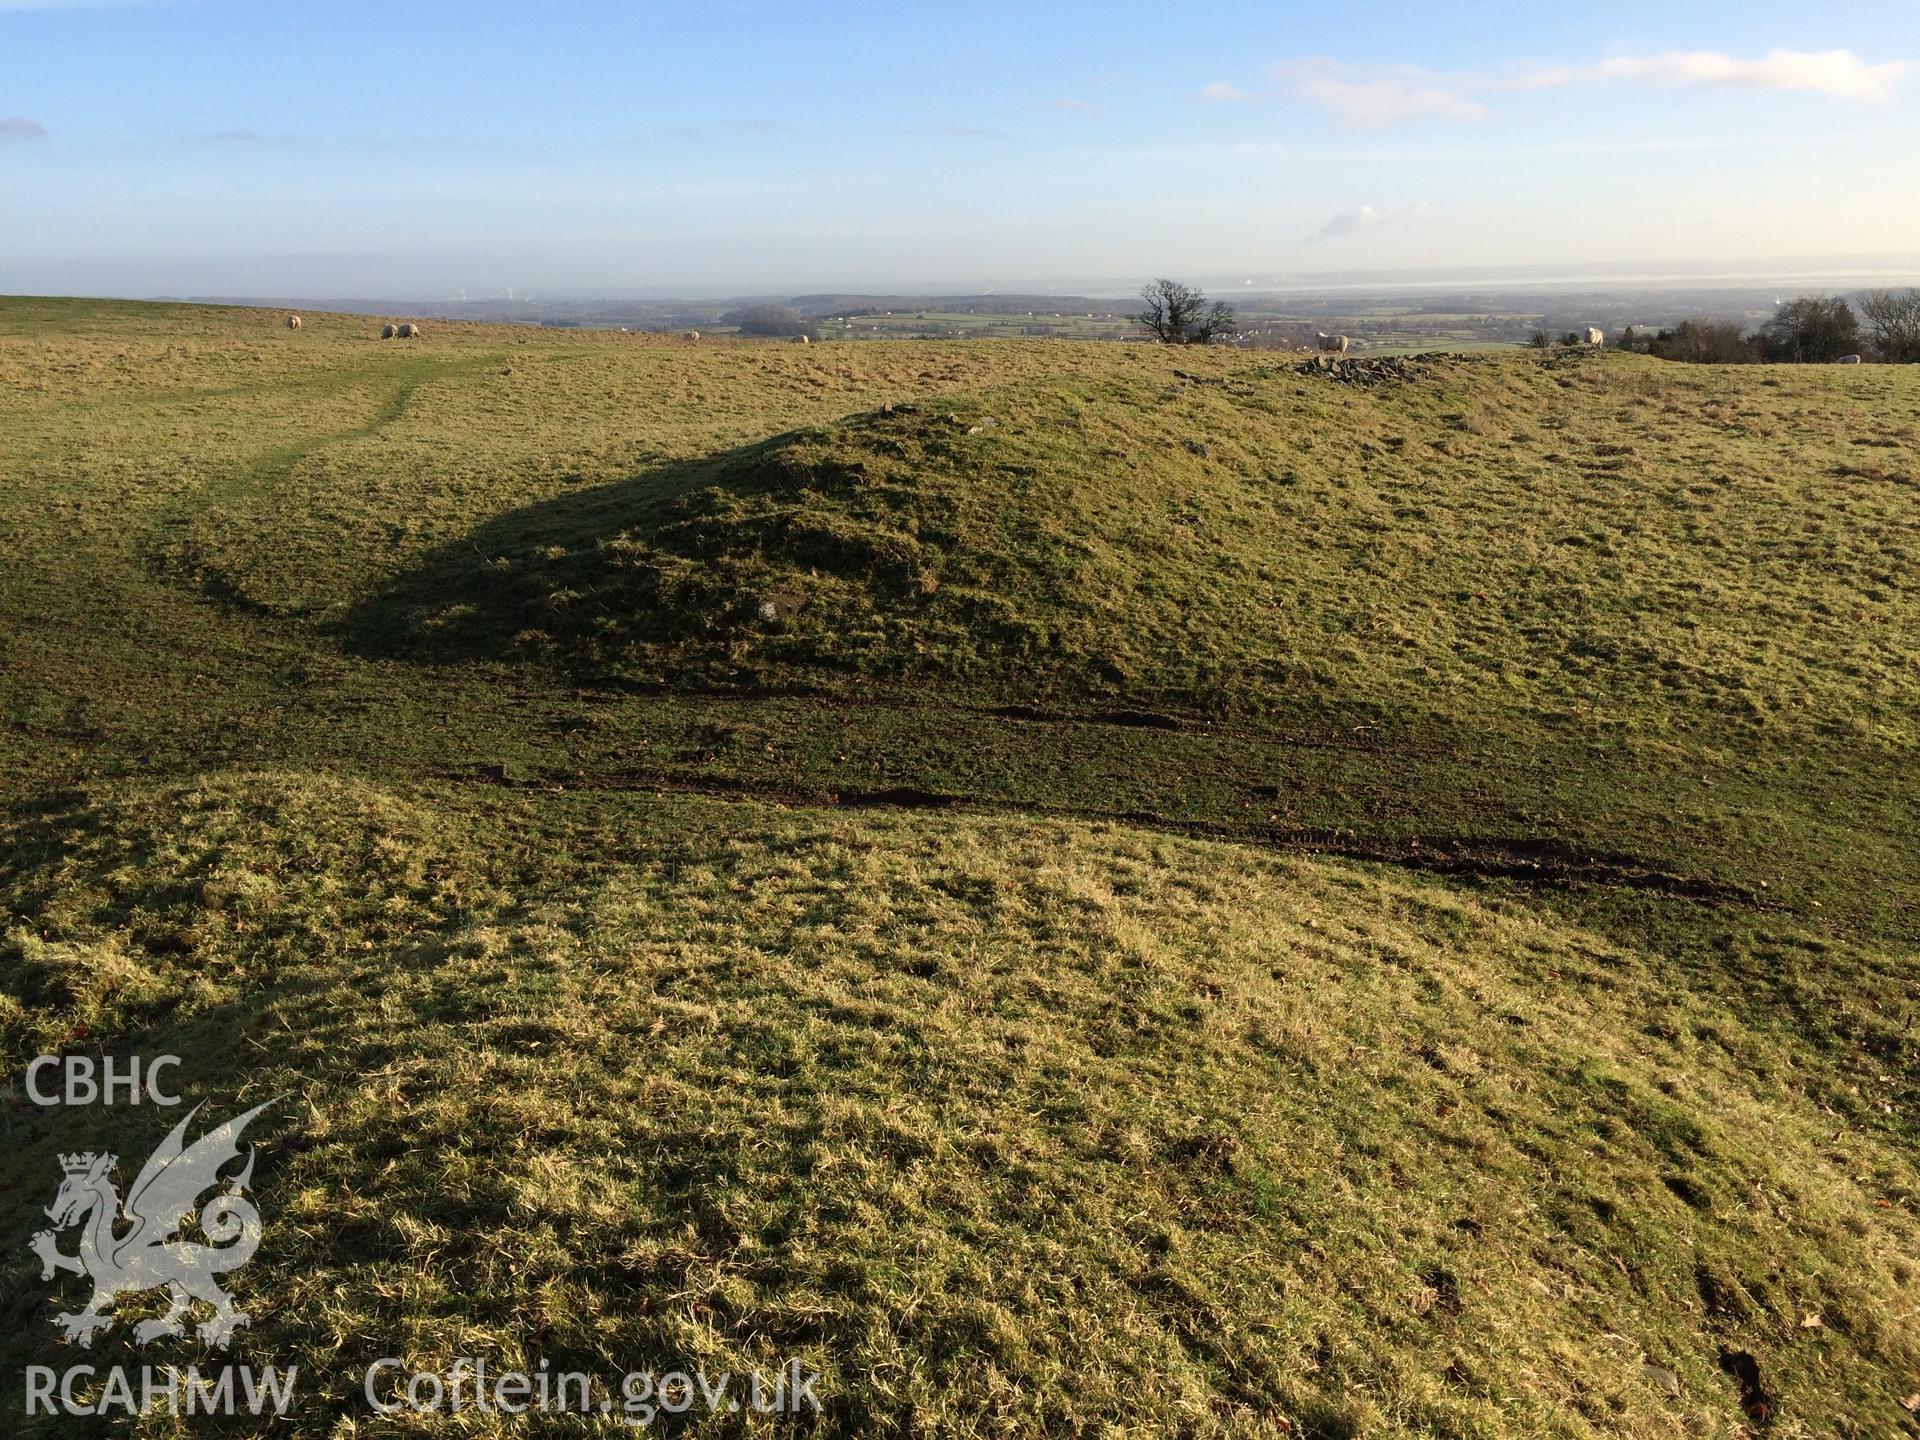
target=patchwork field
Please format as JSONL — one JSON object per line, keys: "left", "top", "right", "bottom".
{"left": 1, "top": 298, "right": 1916, "bottom": 1436}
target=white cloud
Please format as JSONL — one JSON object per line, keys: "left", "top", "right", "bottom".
{"left": 1049, "top": 98, "right": 1098, "bottom": 113}
{"left": 1586, "top": 49, "right": 1909, "bottom": 100}
{"left": 1196, "top": 81, "right": 1246, "bottom": 102}
{"left": 1304, "top": 201, "right": 1428, "bottom": 245}
{"left": 1273, "top": 62, "right": 1485, "bottom": 128}
{"left": 1278, "top": 48, "right": 1908, "bottom": 129}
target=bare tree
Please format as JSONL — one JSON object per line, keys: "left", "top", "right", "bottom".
{"left": 1860, "top": 287, "right": 1920, "bottom": 362}
{"left": 1134, "top": 278, "right": 1237, "bottom": 345}
{"left": 1648, "top": 320, "right": 1756, "bottom": 364}
{"left": 1758, "top": 296, "right": 1859, "bottom": 363}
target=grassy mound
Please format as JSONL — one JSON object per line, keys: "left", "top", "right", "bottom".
{"left": 5, "top": 303, "right": 1917, "bottom": 1437}
{"left": 5, "top": 774, "right": 1917, "bottom": 1436}
{"left": 365, "top": 354, "right": 1920, "bottom": 744}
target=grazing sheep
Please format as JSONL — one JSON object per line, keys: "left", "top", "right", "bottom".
{"left": 794, "top": 334, "right": 810, "bottom": 345}
{"left": 685, "top": 330, "right": 700, "bottom": 341}
{"left": 1835, "top": 353, "right": 1862, "bottom": 365}
{"left": 397, "top": 322, "right": 420, "bottom": 339}
{"left": 380, "top": 323, "right": 397, "bottom": 340}
{"left": 286, "top": 314, "right": 302, "bottom": 331}
{"left": 1585, "top": 327, "right": 1605, "bottom": 347}
{"left": 1315, "top": 332, "right": 1349, "bottom": 357}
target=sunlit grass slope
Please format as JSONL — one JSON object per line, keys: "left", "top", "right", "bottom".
{"left": 3, "top": 772, "right": 1917, "bottom": 1437}
{"left": 1, "top": 299, "right": 1917, "bottom": 1437}
{"left": 360, "top": 352, "right": 1920, "bottom": 746}
{"left": 8, "top": 299, "right": 1910, "bottom": 747}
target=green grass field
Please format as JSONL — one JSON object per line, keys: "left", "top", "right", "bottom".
{"left": 2, "top": 297, "right": 1916, "bottom": 1437}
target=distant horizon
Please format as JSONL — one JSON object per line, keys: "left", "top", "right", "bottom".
{"left": 13, "top": 250, "right": 1920, "bottom": 309}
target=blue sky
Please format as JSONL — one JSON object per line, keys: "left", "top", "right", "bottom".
{"left": 2, "top": 0, "right": 1917, "bottom": 296}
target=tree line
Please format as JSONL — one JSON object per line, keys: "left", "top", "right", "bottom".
{"left": 720, "top": 303, "right": 817, "bottom": 339}
{"left": 1614, "top": 289, "right": 1920, "bottom": 365}
{"left": 1132, "top": 278, "right": 1920, "bottom": 362}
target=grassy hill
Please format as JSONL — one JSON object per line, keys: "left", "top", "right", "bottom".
{"left": 353, "top": 347, "right": 1916, "bottom": 737}
{"left": 1, "top": 297, "right": 1916, "bottom": 1436}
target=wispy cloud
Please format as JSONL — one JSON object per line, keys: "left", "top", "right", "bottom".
{"left": 1582, "top": 49, "right": 1909, "bottom": 100}
{"left": 1272, "top": 62, "right": 1485, "bottom": 128}
{"left": 1048, "top": 98, "right": 1098, "bottom": 114}
{"left": 1, "top": 116, "right": 50, "bottom": 141}
{"left": 1304, "top": 201, "right": 1428, "bottom": 245}
{"left": 1276, "top": 48, "right": 1909, "bottom": 129}
{"left": 1066, "top": 137, "right": 1289, "bottom": 166}
{"left": 1196, "top": 81, "right": 1246, "bottom": 102}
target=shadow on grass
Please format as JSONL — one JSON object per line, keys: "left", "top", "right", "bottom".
{"left": 340, "top": 407, "right": 950, "bottom": 689}
{"left": 340, "top": 435, "right": 785, "bottom": 670}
